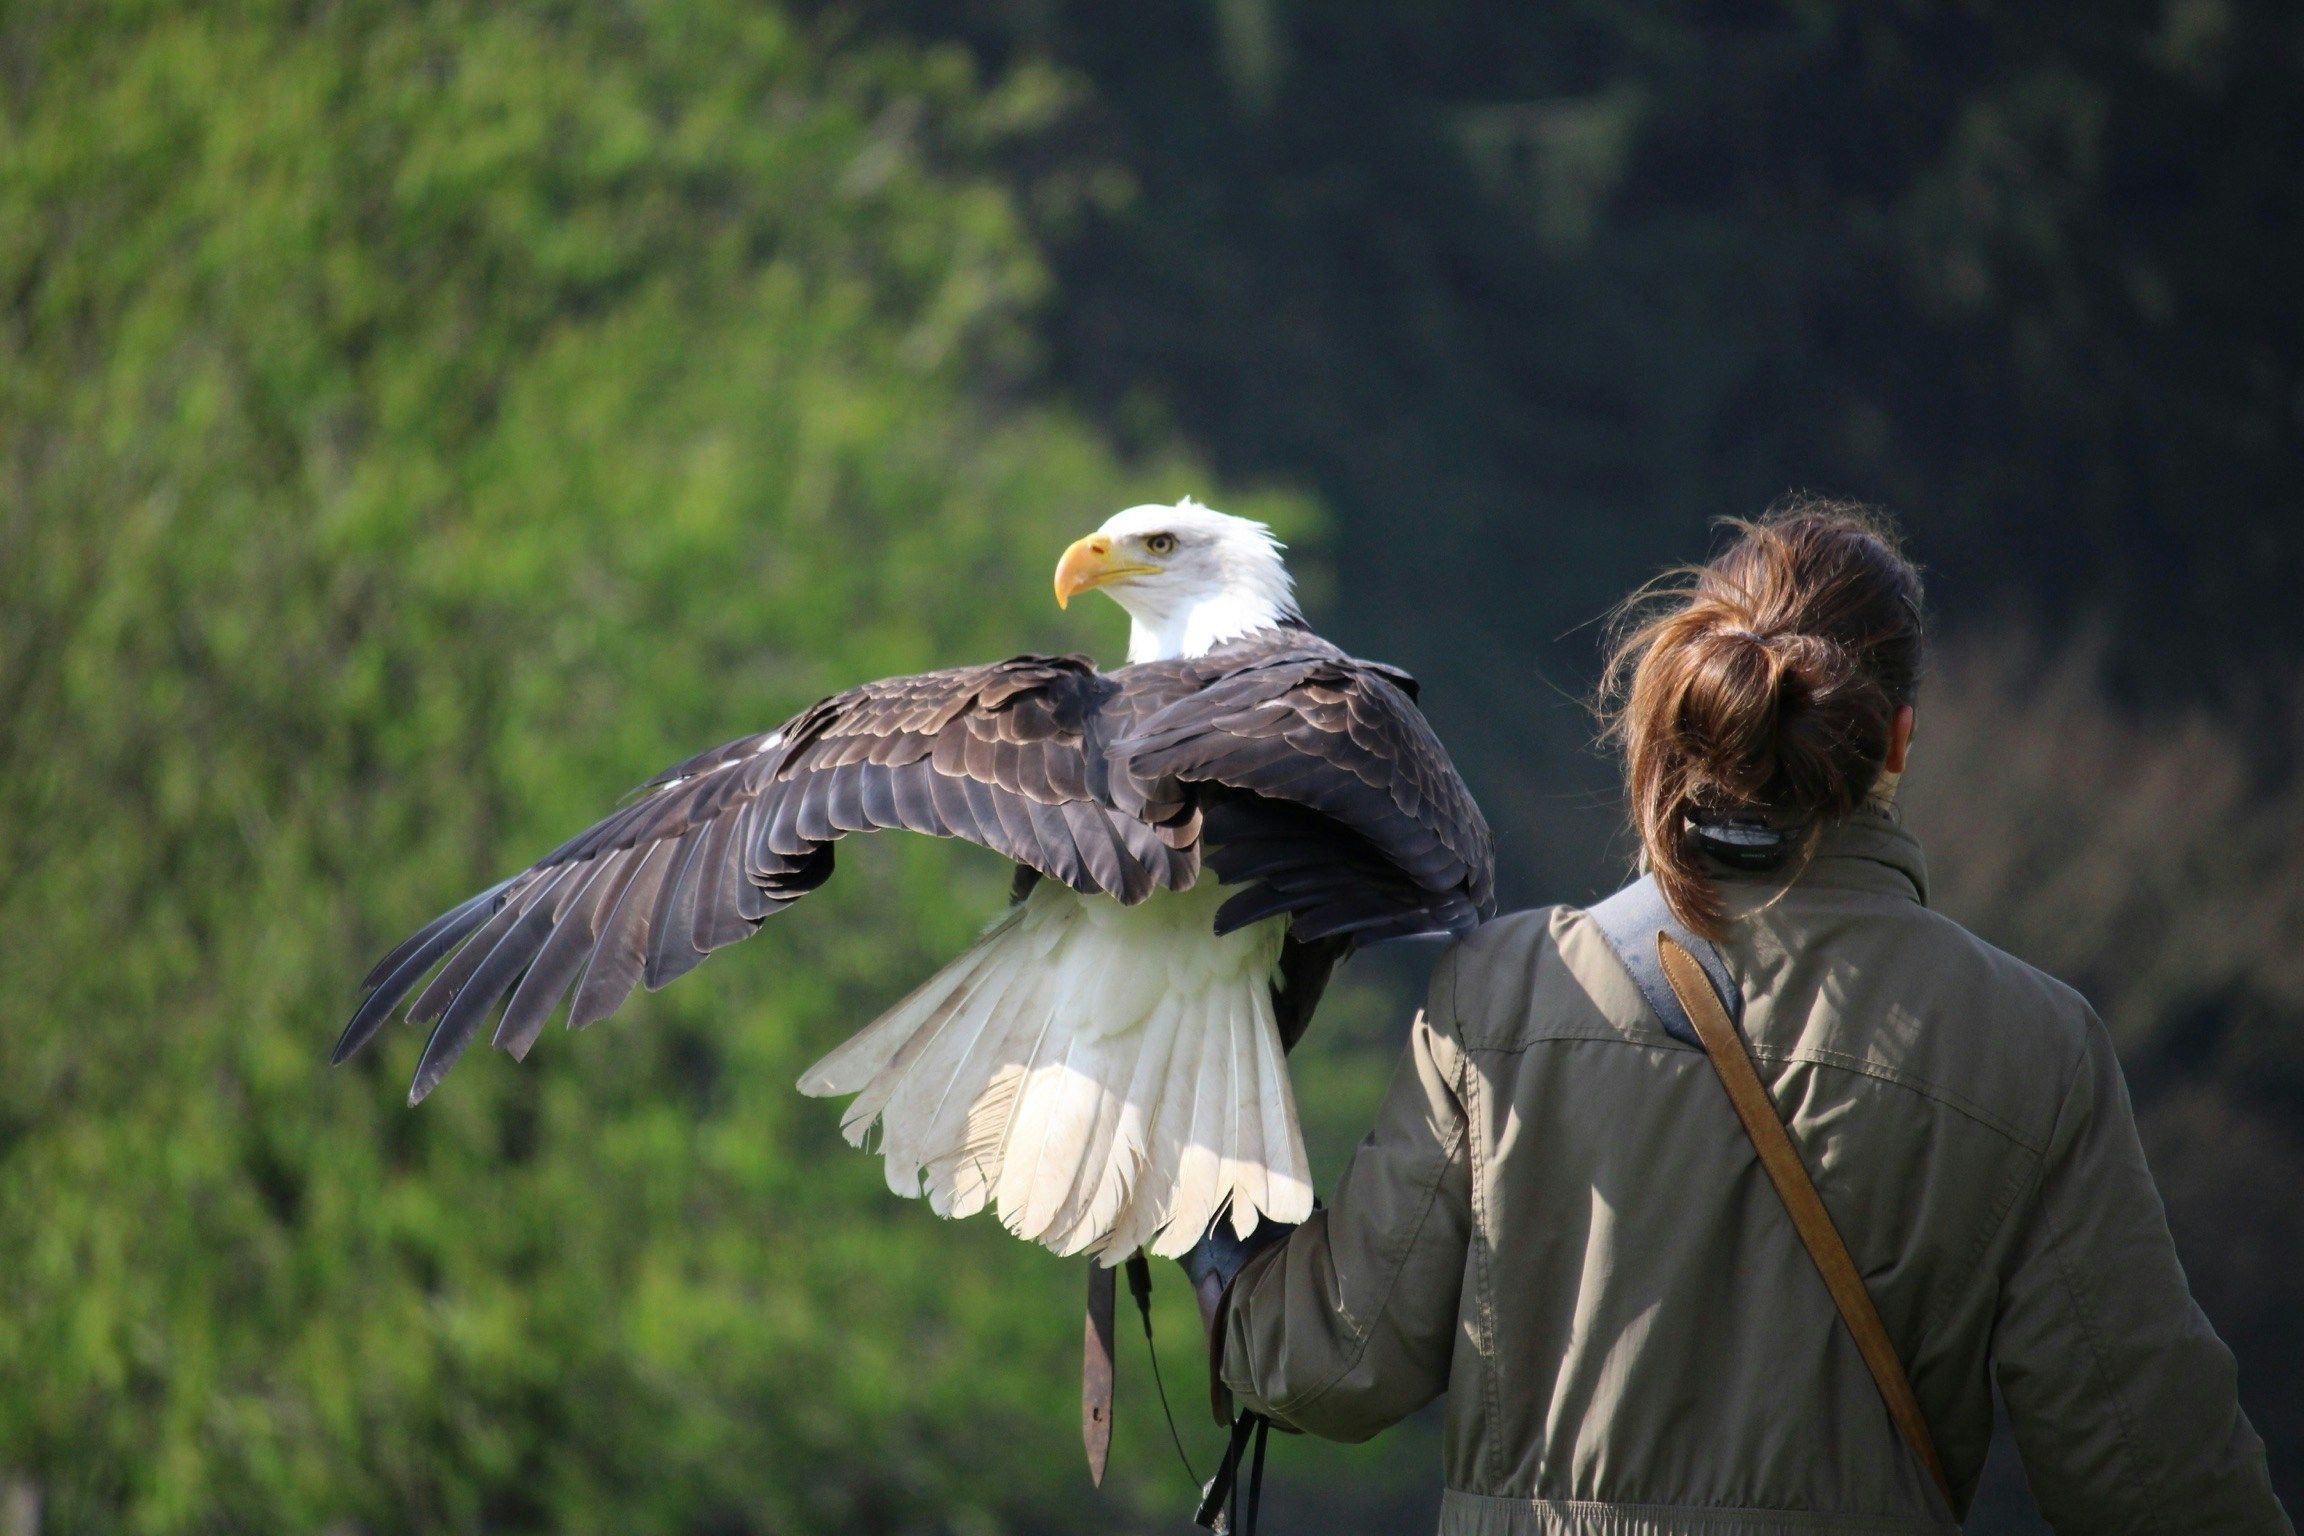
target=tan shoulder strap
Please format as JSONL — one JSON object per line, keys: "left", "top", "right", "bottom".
{"left": 1657, "top": 935, "right": 1955, "bottom": 1509}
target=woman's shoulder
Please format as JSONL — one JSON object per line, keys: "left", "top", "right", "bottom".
{"left": 1431, "top": 903, "right": 1672, "bottom": 1053}
{"left": 1742, "top": 894, "right": 2106, "bottom": 1150}
{"left": 1900, "top": 902, "right": 2098, "bottom": 1031}
{"left": 1433, "top": 895, "right": 2106, "bottom": 1144}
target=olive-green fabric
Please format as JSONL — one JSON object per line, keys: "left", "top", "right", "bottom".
{"left": 1221, "top": 810, "right": 2291, "bottom": 1535}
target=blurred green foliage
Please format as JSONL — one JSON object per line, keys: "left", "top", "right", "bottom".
{"left": 0, "top": 3, "right": 1314, "bottom": 1530}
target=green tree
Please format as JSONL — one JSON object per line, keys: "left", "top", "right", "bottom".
{"left": 0, "top": 3, "right": 1307, "bottom": 1529}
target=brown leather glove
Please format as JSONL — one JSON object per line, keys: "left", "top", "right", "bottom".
{"left": 1176, "top": 1205, "right": 1302, "bottom": 1424}
{"left": 1178, "top": 1212, "right": 1295, "bottom": 1328}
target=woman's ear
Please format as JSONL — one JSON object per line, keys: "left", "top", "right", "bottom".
{"left": 1886, "top": 705, "right": 1916, "bottom": 775}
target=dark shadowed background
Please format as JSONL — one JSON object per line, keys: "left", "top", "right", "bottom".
{"left": 2, "top": 2, "right": 2297, "bottom": 1532}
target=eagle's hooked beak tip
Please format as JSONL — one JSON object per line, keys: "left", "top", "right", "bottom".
{"left": 1054, "top": 534, "right": 1112, "bottom": 610}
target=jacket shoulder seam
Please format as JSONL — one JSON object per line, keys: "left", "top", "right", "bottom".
{"left": 1918, "top": 1144, "right": 2041, "bottom": 1345}
{"left": 2041, "top": 1185, "right": 2164, "bottom": 1524}
{"left": 1749, "top": 1044, "right": 2052, "bottom": 1153}
{"left": 2029, "top": 1047, "right": 2167, "bottom": 1528}
{"left": 1476, "top": 915, "right": 2068, "bottom": 1152}
{"left": 1462, "top": 1043, "right": 1503, "bottom": 1487}
{"left": 1460, "top": 1025, "right": 1697, "bottom": 1057}
{"left": 1469, "top": 1029, "right": 2055, "bottom": 1152}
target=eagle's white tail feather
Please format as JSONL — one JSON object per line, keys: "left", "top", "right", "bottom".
{"left": 878, "top": 924, "right": 1057, "bottom": 1182}
{"left": 798, "top": 910, "right": 1018, "bottom": 1103}
{"left": 989, "top": 1031, "right": 1075, "bottom": 1233}
{"left": 1027, "top": 1019, "right": 1141, "bottom": 1253}
{"left": 1231, "top": 986, "right": 1270, "bottom": 1234}
{"left": 876, "top": 959, "right": 1032, "bottom": 1199}
{"left": 1102, "top": 989, "right": 1210, "bottom": 1257}
{"left": 1163, "top": 976, "right": 1232, "bottom": 1256}
{"left": 1225, "top": 987, "right": 1265, "bottom": 1231}
{"left": 1049, "top": 986, "right": 1184, "bottom": 1253}
{"left": 1255, "top": 984, "right": 1301, "bottom": 1222}
{"left": 797, "top": 879, "right": 1313, "bottom": 1261}
{"left": 1205, "top": 992, "right": 1246, "bottom": 1246}
{"left": 940, "top": 1054, "right": 1025, "bottom": 1219}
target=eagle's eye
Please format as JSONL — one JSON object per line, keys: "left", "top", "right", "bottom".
{"left": 1144, "top": 532, "right": 1178, "bottom": 556}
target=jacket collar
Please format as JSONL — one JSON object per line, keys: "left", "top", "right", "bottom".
{"left": 1713, "top": 803, "right": 1930, "bottom": 907}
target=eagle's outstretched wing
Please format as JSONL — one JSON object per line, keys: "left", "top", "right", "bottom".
{"left": 340, "top": 629, "right": 1491, "bottom": 1104}
{"left": 340, "top": 655, "right": 1191, "bottom": 1103}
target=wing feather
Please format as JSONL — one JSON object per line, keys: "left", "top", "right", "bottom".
{"left": 888, "top": 760, "right": 946, "bottom": 836}
{"left": 333, "top": 882, "right": 511, "bottom": 1065}
{"left": 568, "top": 837, "right": 677, "bottom": 1030}
{"left": 406, "top": 888, "right": 533, "bottom": 1027}
{"left": 686, "top": 810, "right": 748, "bottom": 955}
{"left": 408, "top": 866, "right": 580, "bottom": 1103}
{"left": 644, "top": 826, "right": 713, "bottom": 990}
{"left": 494, "top": 858, "right": 623, "bottom": 1059}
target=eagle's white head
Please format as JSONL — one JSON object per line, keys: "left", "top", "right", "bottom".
{"left": 1054, "top": 498, "right": 1302, "bottom": 663}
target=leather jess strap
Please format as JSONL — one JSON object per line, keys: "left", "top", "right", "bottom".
{"left": 1083, "top": 1260, "right": 1117, "bottom": 1485}
{"left": 1655, "top": 935, "right": 1955, "bottom": 1509}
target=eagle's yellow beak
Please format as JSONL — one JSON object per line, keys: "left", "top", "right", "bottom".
{"left": 1054, "top": 535, "right": 1158, "bottom": 609}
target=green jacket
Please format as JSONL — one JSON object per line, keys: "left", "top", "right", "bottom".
{"left": 1221, "top": 811, "right": 2290, "bottom": 1535}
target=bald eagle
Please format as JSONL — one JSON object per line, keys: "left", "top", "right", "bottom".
{"left": 340, "top": 502, "right": 1492, "bottom": 1261}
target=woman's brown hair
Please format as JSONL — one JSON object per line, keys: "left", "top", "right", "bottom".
{"left": 1600, "top": 498, "right": 1925, "bottom": 938}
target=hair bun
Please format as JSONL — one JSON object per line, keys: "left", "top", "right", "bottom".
{"left": 1601, "top": 500, "right": 1924, "bottom": 937}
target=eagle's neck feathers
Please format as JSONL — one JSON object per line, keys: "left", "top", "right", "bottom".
{"left": 1124, "top": 534, "right": 1301, "bottom": 662}
{"left": 1128, "top": 589, "right": 1296, "bottom": 663}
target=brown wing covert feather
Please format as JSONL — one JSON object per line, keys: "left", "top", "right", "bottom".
{"left": 1112, "top": 630, "right": 1494, "bottom": 942}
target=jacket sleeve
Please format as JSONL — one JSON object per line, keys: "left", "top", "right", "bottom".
{"left": 1992, "top": 1011, "right": 2292, "bottom": 1535}
{"left": 1217, "top": 951, "right": 1474, "bottom": 1443}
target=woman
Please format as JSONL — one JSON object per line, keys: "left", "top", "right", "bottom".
{"left": 1190, "top": 504, "right": 2290, "bottom": 1533}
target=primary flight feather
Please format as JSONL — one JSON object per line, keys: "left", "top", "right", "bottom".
{"left": 341, "top": 501, "right": 1494, "bottom": 1261}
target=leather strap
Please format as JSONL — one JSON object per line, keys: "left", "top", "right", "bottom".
{"left": 1083, "top": 1260, "right": 1117, "bottom": 1485}
{"left": 1656, "top": 934, "right": 1955, "bottom": 1508}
